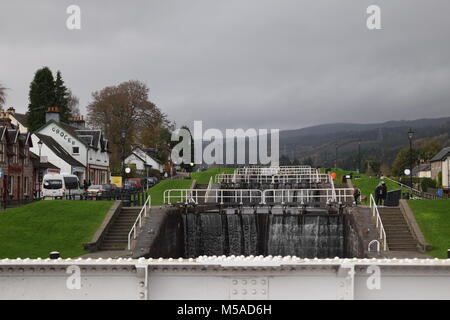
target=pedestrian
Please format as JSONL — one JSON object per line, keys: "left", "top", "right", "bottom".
{"left": 353, "top": 187, "right": 361, "bottom": 205}
{"left": 374, "top": 183, "right": 383, "bottom": 206}
{"left": 380, "top": 181, "right": 388, "bottom": 206}
{"left": 83, "top": 179, "right": 88, "bottom": 191}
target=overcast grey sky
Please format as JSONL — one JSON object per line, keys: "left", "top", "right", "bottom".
{"left": 1, "top": 0, "right": 450, "bottom": 130}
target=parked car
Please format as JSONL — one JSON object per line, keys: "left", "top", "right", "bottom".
{"left": 145, "top": 176, "right": 158, "bottom": 188}
{"left": 42, "top": 173, "right": 82, "bottom": 199}
{"left": 122, "top": 182, "right": 137, "bottom": 192}
{"left": 86, "top": 185, "right": 105, "bottom": 196}
{"left": 102, "top": 184, "right": 116, "bottom": 192}
{"left": 126, "top": 178, "right": 142, "bottom": 191}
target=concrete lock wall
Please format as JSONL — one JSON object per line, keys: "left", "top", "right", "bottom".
{"left": 2, "top": 258, "right": 450, "bottom": 300}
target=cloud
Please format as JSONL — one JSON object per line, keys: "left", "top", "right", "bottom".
{"left": 1, "top": 0, "right": 450, "bottom": 131}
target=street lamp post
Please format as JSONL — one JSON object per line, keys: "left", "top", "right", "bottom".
{"left": 408, "top": 128, "right": 415, "bottom": 192}
{"left": 37, "top": 140, "right": 43, "bottom": 199}
{"left": 121, "top": 129, "right": 126, "bottom": 187}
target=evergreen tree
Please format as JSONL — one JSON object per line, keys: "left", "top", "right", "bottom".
{"left": 26, "top": 67, "right": 56, "bottom": 131}
{"left": 26, "top": 68, "right": 75, "bottom": 131}
{"left": 54, "top": 71, "right": 71, "bottom": 123}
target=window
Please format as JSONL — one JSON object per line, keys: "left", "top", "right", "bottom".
{"left": 24, "top": 148, "right": 29, "bottom": 166}
{"left": 43, "top": 179, "right": 63, "bottom": 189}
{"left": 13, "top": 145, "right": 18, "bottom": 163}
{"left": 63, "top": 177, "right": 79, "bottom": 190}
{"left": 73, "top": 147, "right": 80, "bottom": 154}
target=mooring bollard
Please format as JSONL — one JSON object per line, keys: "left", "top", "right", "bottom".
{"left": 49, "top": 251, "right": 60, "bottom": 259}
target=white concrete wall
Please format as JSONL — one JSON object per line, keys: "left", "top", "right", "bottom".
{"left": 134, "top": 148, "right": 163, "bottom": 172}
{"left": 125, "top": 154, "right": 145, "bottom": 170}
{"left": 2, "top": 258, "right": 450, "bottom": 300}
{"left": 443, "top": 157, "right": 449, "bottom": 189}
{"left": 38, "top": 123, "right": 109, "bottom": 175}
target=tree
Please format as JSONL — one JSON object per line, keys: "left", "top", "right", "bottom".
{"left": 67, "top": 89, "right": 80, "bottom": 117}
{"left": 365, "top": 156, "right": 381, "bottom": 176}
{"left": 87, "top": 80, "right": 172, "bottom": 166}
{"left": 419, "top": 140, "right": 442, "bottom": 162}
{"left": 302, "top": 157, "right": 314, "bottom": 167}
{"left": 391, "top": 147, "right": 419, "bottom": 177}
{"left": 54, "top": 71, "right": 72, "bottom": 123}
{"left": 279, "top": 155, "right": 291, "bottom": 166}
{"left": 26, "top": 68, "right": 76, "bottom": 131}
{"left": 27, "top": 67, "right": 56, "bottom": 131}
{"left": 0, "top": 83, "right": 6, "bottom": 107}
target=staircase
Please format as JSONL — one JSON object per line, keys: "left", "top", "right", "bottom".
{"left": 379, "top": 207, "right": 418, "bottom": 251}
{"left": 99, "top": 207, "right": 141, "bottom": 251}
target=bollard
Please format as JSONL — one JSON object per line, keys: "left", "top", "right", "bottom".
{"left": 49, "top": 251, "right": 60, "bottom": 259}
{"left": 448, "top": 249, "right": 450, "bottom": 259}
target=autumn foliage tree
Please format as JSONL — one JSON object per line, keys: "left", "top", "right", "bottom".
{"left": 86, "top": 80, "right": 172, "bottom": 166}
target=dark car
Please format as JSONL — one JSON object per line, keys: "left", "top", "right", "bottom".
{"left": 102, "top": 184, "right": 117, "bottom": 192}
{"left": 126, "top": 178, "right": 142, "bottom": 191}
{"left": 145, "top": 177, "right": 159, "bottom": 188}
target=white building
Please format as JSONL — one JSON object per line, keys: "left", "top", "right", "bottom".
{"left": 124, "top": 146, "right": 163, "bottom": 173}
{"left": 23, "top": 107, "right": 111, "bottom": 184}
{"left": 430, "top": 147, "right": 450, "bottom": 191}
{"left": 412, "top": 163, "right": 431, "bottom": 178}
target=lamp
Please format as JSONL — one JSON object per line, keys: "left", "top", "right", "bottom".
{"left": 37, "top": 140, "right": 43, "bottom": 199}
{"left": 407, "top": 128, "right": 415, "bottom": 192}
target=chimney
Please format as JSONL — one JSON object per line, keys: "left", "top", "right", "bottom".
{"left": 45, "top": 107, "right": 60, "bottom": 123}
{"left": 0, "top": 111, "right": 12, "bottom": 128}
{"left": 69, "top": 115, "right": 86, "bottom": 129}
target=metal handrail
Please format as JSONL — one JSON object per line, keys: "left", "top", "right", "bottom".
{"left": 330, "top": 174, "right": 337, "bottom": 202}
{"left": 205, "top": 176, "right": 213, "bottom": 202}
{"left": 215, "top": 173, "right": 331, "bottom": 184}
{"left": 369, "top": 194, "right": 387, "bottom": 251}
{"left": 235, "top": 167, "right": 318, "bottom": 175}
{"left": 262, "top": 188, "right": 354, "bottom": 204}
{"left": 164, "top": 189, "right": 263, "bottom": 205}
{"left": 127, "top": 195, "right": 152, "bottom": 250}
{"left": 163, "top": 188, "right": 354, "bottom": 205}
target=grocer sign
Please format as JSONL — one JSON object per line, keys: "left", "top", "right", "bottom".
{"left": 51, "top": 126, "right": 77, "bottom": 146}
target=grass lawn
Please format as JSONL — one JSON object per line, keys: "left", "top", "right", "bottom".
{"left": 147, "top": 179, "right": 193, "bottom": 205}
{"left": 0, "top": 200, "right": 114, "bottom": 259}
{"left": 147, "top": 167, "right": 236, "bottom": 205}
{"left": 408, "top": 199, "right": 450, "bottom": 258}
{"left": 323, "top": 168, "right": 405, "bottom": 204}
{"left": 190, "top": 167, "right": 235, "bottom": 184}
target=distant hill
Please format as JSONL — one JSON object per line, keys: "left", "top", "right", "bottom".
{"left": 279, "top": 116, "right": 450, "bottom": 169}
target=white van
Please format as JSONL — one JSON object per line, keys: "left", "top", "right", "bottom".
{"left": 42, "top": 173, "right": 82, "bottom": 199}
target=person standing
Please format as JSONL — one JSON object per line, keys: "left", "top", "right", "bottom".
{"left": 374, "top": 183, "right": 383, "bottom": 206}
{"left": 380, "top": 181, "right": 388, "bottom": 206}
{"left": 353, "top": 187, "right": 361, "bottom": 205}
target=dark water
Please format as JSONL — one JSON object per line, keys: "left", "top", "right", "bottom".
{"left": 182, "top": 212, "right": 344, "bottom": 258}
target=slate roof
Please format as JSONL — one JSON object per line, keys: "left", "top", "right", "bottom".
{"left": 35, "top": 133, "right": 85, "bottom": 168}
{"left": 430, "top": 147, "right": 450, "bottom": 162}
{"left": 76, "top": 130, "right": 102, "bottom": 149}
{"left": 37, "top": 120, "right": 109, "bottom": 152}
{"left": 412, "top": 163, "right": 431, "bottom": 176}
{"left": 12, "top": 112, "right": 28, "bottom": 127}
